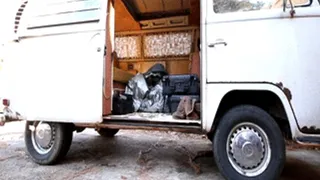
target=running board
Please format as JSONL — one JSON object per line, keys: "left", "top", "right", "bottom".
{"left": 296, "top": 136, "right": 320, "bottom": 145}
{"left": 76, "top": 120, "right": 202, "bottom": 133}
{"left": 76, "top": 115, "right": 202, "bottom": 133}
{"left": 104, "top": 113, "right": 201, "bottom": 125}
{"left": 75, "top": 113, "right": 202, "bottom": 133}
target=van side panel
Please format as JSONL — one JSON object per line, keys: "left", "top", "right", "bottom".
{"left": 204, "top": 83, "right": 300, "bottom": 137}
{"left": 7, "top": 31, "right": 105, "bottom": 123}
{"left": 4, "top": 0, "right": 108, "bottom": 123}
{"left": 287, "top": 8, "right": 320, "bottom": 134}
{"left": 204, "top": 0, "right": 320, "bottom": 135}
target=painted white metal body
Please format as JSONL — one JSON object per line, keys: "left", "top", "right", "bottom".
{"left": 202, "top": 0, "right": 320, "bottom": 139}
{"left": 4, "top": 0, "right": 108, "bottom": 123}
{"left": 2, "top": 0, "right": 320, "bottom": 141}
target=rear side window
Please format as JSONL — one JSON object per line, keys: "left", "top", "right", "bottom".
{"left": 213, "top": 0, "right": 311, "bottom": 14}
{"left": 27, "top": 0, "right": 102, "bottom": 29}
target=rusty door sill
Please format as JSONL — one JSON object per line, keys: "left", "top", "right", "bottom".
{"left": 76, "top": 119, "right": 202, "bottom": 134}
{"left": 104, "top": 112, "right": 201, "bottom": 124}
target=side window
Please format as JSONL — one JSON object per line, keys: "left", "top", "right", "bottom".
{"left": 27, "top": 0, "right": 102, "bottom": 29}
{"left": 213, "top": 0, "right": 311, "bottom": 14}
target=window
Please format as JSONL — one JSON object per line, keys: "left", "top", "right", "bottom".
{"left": 27, "top": 0, "right": 102, "bottom": 29}
{"left": 213, "top": 0, "right": 311, "bottom": 14}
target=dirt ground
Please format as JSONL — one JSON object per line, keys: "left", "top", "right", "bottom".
{"left": 0, "top": 122, "right": 320, "bottom": 180}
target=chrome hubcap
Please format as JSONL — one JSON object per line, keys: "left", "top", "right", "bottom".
{"left": 31, "top": 122, "right": 55, "bottom": 154}
{"left": 227, "top": 122, "right": 271, "bottom": 177}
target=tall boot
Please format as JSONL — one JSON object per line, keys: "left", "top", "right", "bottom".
{"left": 195, "top": 103, "right": 201, "bottom": 114}
{"left": 185, "top": 98, "right": 200, "bottom": 120}
{"left": 173, "top": 96, "right": 187, "bottom": 119}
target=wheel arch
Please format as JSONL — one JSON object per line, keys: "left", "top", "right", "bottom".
{"left": 205, "top": 83, "right": 299, "bottom": 139}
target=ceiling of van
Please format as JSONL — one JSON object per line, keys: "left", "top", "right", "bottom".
{"left": 122, "top": 0, "right": 191, "bottom": 20}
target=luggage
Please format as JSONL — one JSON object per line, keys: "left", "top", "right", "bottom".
{"left": 162, "top": 74, "right": 200, "bottom": 95}
{"left": 112, "top": 92, "right": 134, "bottom": 115}
{"left": 164, "top": 95, "right": 200, "bottom": 113}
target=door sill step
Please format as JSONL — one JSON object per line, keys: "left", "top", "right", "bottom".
{"left": 76, "top": 119, "right": 202, "bottom": 133}
{"left": 104, "top": 112, "right": 201, "bottom": 125}
{"left": 296, "top": 136, "right": 320, "bottom": 145}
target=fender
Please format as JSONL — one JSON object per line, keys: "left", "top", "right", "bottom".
{"left": 204, "top": 82, "right": 300, "bottom": 138}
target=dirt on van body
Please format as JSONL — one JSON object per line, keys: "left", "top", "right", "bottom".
{"left": 0, "top": 122, "right": 320, "bottom": 180}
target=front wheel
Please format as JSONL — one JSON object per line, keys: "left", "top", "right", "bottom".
{"left": 213, "top": 105, "right": 285, "bottom": 180}
{"left": 25, "top": 121, "right": 73, "bottom": 165}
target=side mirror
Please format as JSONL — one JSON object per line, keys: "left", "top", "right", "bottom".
{"left": 283, "top": 0, "right": 296, "bottom": 17}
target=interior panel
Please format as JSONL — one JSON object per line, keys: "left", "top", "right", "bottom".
{"left": 104, "top": 0, "right": 201, "bottom": 121}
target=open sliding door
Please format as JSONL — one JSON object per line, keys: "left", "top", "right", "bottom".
{"left": 7, "top": 0, "right": 109, "bottom": 123}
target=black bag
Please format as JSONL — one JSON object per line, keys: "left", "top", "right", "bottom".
{"left": 162, "top": 74, "right": 200, "bottom": 95}
{"left": 112, "top": 93, "right": 134, "bottom": 115}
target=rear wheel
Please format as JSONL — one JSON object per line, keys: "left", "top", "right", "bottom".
{"left": 213, "top": 105, "right": 285, "bottom": 180}
{"left": 25, "top": 121, "right": 73, "bottom": 165}
{"left": 96, "top": 128, "right": 119, "bottom": 137}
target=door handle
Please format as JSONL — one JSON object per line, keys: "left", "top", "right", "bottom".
{"left": 208, "top": 41, "right": 227, "bottom": 48}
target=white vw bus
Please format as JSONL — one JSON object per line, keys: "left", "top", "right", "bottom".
{"left": 2, "top": 0, "right": 320, "bottom": 179}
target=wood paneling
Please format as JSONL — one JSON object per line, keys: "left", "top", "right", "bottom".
{"left": 190, "top": 0, "right": 200, "bottom": 26}
{"left": 119, "top": 61, "right": 141, "bottom": 72}
{"left": 115, "top": 0, "right": 140, "bottom": 31}
{"left": 134, "top": 0, "right": 147, "bottom": 13}
{"left": 126, "top": 0, "right": 191, "bottom": 13}
{"left": 166, "top": 60, "right": 190, "bottom": 75}
{"left": 115, "top": 0, "right": 200, "bottom": 30}
{"left": 113, "top": 67, "right": 135, "bottom": 83}
{"left": 141, "top": 61, "right": 166, "bottom": 73}
{"left": 115, "top": 26, "right": 198, "bottom": 76}
{"left": 118, "top": 59, "right": 190, "bottom": 75}
{"left": 190, "top": 52, "right": 200, "bottom": 77}
{"left": 144, "top": 0, "right": 163, "bottom": 13}
{"left": 163, "top": 0, "right": 182, "bottom": 11}
{"left": 182, "top": 0, "right": 191, "bottom": 9}
{"left": 119, "top": 61, "right": 167, "bottom": 74}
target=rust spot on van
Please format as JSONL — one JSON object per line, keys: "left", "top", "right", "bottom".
{"left": 275, "top": 82, "right": 292, "bottom": 101}
{"left": 301, "top": 126, "right": 320, "bottom": 134}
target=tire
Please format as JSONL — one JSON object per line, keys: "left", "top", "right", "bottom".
{"left": 96, "top": 128, "right": 119, "bottom": 137}
{"left": 25, "top": 121, "right": 73, "bottom": 165}
{"left": 213, "top": 105, "right": 285, "bottom": 180}
{"left": 207, "top": 132, "right": 213, "bottom": 142}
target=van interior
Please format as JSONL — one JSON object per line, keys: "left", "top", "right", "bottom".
{"left": 103, "top": 0, "right": 201, "bottom": 127}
